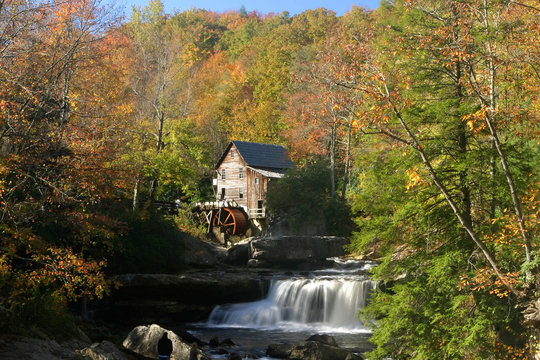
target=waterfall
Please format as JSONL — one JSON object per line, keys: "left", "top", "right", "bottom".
{"left": 207, "top": 271, "right": 376, "bottom": 332}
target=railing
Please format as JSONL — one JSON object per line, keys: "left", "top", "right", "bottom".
{"left": 248, "top": 208, "right": 265, "bottom": 218}
{"left": 192, "top": 201, "right": 266, "bottom": 219}
{"left": 192, "top": 200, "right": 240, "bottom": 210}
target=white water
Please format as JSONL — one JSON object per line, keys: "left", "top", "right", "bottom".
{"left": 207, "top": 261, "right": 376, "bottom": 333}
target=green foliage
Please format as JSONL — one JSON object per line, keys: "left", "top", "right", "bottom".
{"left": 346, "top": 0, "right": 539, "bottom": 358}
{"left": 174, "top": 207, "right": 208, "bottom": 240}
{"left": 364, "top": 251, "right": 527, "bottom": 360}
{"left": 153, "top": 118, "right": 213, "bottom": 202}
{"left": 218, "top": 17, "right": 261, "bottom": 59}
{"left": 108, "top": 211, "right": 187, "bottom": 274}
{"left": 266, "top": 157, "right": 355, "bottom": 236}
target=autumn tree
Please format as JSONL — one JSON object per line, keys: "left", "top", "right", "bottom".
{"left": 0, "top": 0, "right": 123, "bottom": 331}
{"left": 124, "top": 2, "right": 214, "bottom": 208}
{"left": 286, "top": 11, "right": 371, "bottom": 197}
{"left": 334, "top": 0, "right": 540, "bottom": 357}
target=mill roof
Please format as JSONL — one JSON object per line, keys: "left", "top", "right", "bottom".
{"left": 217, "top": 141, "right": 295, "bottom": 170}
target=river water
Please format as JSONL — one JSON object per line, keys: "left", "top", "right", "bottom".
{"left": 186, "top": 259, "right": 377, "bottom": 359}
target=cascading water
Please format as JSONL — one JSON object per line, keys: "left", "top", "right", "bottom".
{"left": 207, "top": 275, "right": 375, "bottom": 331}
{"left": 188, "top": 259, "right": 377, "bottom": 357}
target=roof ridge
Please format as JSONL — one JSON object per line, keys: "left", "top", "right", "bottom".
{"left": 232, "top": 140, "right": 286, "bottom": 147}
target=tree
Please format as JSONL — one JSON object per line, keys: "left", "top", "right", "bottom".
{"left": 266, "top": 157, "right": 355, "bottom": 236}
{"left": 0, "top": 0, "right": 122, "bottom": 331}
{"left": 126, "top": 0, "right": 177, "bottom": 207}
{"left": 336, "top": 0, "right": 539, "bottom": 357}
{"left": 125, "top": 5, "right": 222, "bottom": 208}
{"left": 286, "top": 15, "right": 370, "bottom": 198}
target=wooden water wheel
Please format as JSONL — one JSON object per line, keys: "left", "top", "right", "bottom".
{"left": 212, "top": 208, "right": 249, "bottom": 235}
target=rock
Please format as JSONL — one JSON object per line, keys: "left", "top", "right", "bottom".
{"left": 175, "top": 329, "right": 205, "bottom": 347}
{"left": 266, "top": 343, "right": 295, "bottom": 358}
{"left": 0, "top": 336, "right": 79, "bottom": 360}
{"left": 78, "top": 340, "right": 133, "bottom": 360}
{"left": 268, "top": 335, "right": 365, "bottom": 360}
{"left": 183, "top": 235, "right": 227, "bottom": 267}
{"left": 249, "top": 236, "right": 349, "bottom": 268}
{"left": 523, "top": 298, "right": 540, "bottom": 326}
{"left": 103, "top": 272, "right": 267, "bottom": 324}
{"left": 288, "top": 340, "right": 352, "bottom": 360}
{"left": 224, "top": 242, "right": 250, "bottom": 266}
{"left": 209, "top": 336, "right": 219, "bottom": 347}
{"left": 345, "top": 353, "right": 365, "bottom": 360}
{"left": 306, "top": 334, "right": 338, "bottom": 347}
{"left": 122, "top": 324, "right": 207, "bottom": 360}
{"left": 219, "top": 338, "right": 235, "bottom": 347}
{"left": 213, "top": 348, "right": 229, "bottom": 355}
{"left": 0, "top": 327, "right": 131, "bottom": 360}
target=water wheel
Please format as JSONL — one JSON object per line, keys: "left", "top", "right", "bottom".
{"left": 212, "top": 208, "right": 249, "bottom": 235}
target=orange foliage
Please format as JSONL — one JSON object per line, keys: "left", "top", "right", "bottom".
{"left": 459, "top": 268, "right": 520, "bottom": 298}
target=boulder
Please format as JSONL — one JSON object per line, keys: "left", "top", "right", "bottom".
{"left": 523, "top": 298, "right": 540, "bottom": 327}
{"left": 266, "top": 343, "right": 295, "bottom": 358}
{"left": 0, "top": 336, "right": 77, "bottom": 360}
{"left": 122, "top": 324, "right": 206, "bottom": 360}
{"left": 0, "top": 333, "right": 122, "bottom": 360}
{"left": 78, "top": 340, "right": 133, "bottom": 360}
{"left": 249, "top": 236, "right": 349, "bottom": 268}
{"left": 267, "top": 335, "right": 364, "bottom": 360}
{"left": 288, "top": 341, "right": 353, "bottom": 360}
{"left": 306, "top": 334, "right": 338, "bottom": 347}
{"left": 183, "top": 235, "right": 227, "bottom": 267}
{"left": 223, "top": 241, "right": 250, "bottom": 266}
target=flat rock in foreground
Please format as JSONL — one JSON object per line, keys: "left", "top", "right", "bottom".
{"left": 123, "top": 324, "right": 206, "bottom": 360}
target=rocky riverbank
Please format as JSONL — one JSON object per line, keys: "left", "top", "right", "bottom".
{"left": 94, "top": 235, "right": 351, "bottom": 326}
{"left": 0, "top": 235, "right": 362, "bottom": 359}
{"left": 0, "top": 323, "right": 366, "bottom": 360}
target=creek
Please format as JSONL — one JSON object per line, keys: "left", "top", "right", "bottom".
{"left": 186, "top": 258, "right": 377, "bottom": 359}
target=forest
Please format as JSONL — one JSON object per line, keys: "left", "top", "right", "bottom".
{"left": 0, "top": 0, "right": 539, "bottom": 358}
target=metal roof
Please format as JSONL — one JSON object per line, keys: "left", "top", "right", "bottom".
{"left": 217, "top": 141, "right": 295, "bottom": 170}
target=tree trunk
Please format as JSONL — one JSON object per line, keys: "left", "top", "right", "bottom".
{"left": 329, "top": 119, "right": 337, "bottom": 198}
{"left": 341, "top": 118, "right": 353, "bottom": 199}
{"left": 133, "top": 177, "right": 141, "bottom": 212}
{"left": 148, "top": 178, "right": 157, "bottom": 202}
{"left": 386, "top": 96, "right": 518, "bottom": 296}
{"left": 454, "top": 55, "right": 473, "bottom": 238}
{"left": 480, "top": 0, "right": 532, "bottom": 270}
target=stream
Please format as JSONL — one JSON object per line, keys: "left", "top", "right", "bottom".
{"left": 186, "top": 258, "right": 377, "bottom": 359}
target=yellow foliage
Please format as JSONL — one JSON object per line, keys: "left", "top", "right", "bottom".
{"left": 405, "top": 168, "right": 424, "bottom": 190}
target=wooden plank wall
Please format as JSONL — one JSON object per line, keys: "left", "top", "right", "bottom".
{"left": 215, "top": 146, "right": 248, "bottom": 209}
{"left": 215, "top": 145, "right": 270, "bottom": 217}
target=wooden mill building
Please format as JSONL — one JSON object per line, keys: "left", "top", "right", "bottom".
{"left": 214, "top": 140, "right": 295, "bottom": 220}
